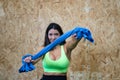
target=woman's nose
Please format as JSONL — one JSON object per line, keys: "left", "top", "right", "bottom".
{"left": 51, "top": 35, "right": 55, "bottom": 39}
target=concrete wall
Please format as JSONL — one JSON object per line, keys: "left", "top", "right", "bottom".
{"left": 0, "top": 0, "right": 120, "bottom": 80}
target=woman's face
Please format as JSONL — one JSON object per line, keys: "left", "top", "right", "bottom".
{"left": 48, "top": 29, "right": 60, "bottom": 43}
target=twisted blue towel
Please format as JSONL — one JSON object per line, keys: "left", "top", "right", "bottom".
{"left": 19, "top": 27, "right": 94, "bottom": 73}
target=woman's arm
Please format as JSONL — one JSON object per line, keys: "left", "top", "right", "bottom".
{"left": 24, "top": 46, "right": 44, "bottom": 65}
{"left": 32, "top": 46, "right": 44, "bottom": 65}
{"left": 65, "top": 34, "right": 82, "bottom": 51}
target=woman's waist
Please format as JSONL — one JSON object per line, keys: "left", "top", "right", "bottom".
{"left": 43, "top": 72, "right": 66, "bottom": 76}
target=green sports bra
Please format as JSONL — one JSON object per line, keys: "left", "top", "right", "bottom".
{"left": 42, "top": 45, "right": 70, "bottom": 73}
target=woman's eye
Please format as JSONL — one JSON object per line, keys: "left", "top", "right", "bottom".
{"left": 54, "top": 33, "right": 59, "bottom": 36}
{"left": 48, "top": 33, "right": 52, "bottom": 36}
{"left": 48, "top": 33, "right": 59, "bottom": 36}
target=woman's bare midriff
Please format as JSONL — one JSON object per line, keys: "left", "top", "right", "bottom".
{"left": 43, "top": 72, "right": 66, "bottom": 76}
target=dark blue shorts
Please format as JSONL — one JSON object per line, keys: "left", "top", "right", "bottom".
{"left": 40, "top": 74, "right": 67, "bottom": 80}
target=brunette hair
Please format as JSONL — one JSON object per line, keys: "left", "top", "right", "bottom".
{"left": 43, "top": 23, "right": 66, "bottom": 46}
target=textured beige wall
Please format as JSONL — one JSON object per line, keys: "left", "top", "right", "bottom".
{"left": 0, "top": 0, "right": 120, "bottom": 80}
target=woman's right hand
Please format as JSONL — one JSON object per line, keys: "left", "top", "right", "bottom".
{"left": 24, "top": 56, "right": 34, "bottom": 63}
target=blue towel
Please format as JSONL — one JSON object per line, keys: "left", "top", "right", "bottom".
{"left": 19, "top": 27, "right": 94, "bottom": 73}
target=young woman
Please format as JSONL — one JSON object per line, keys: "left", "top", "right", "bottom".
{"left": 24, "top": 23, "right": 82, "bottom": 80}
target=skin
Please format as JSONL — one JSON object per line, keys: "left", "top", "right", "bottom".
{"left": 24, "top": 28, "right": 81, "bottom": 75}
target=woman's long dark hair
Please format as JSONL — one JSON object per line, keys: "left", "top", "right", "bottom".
{"left": 43, "top": 23, "right": 66, "bottom": 47}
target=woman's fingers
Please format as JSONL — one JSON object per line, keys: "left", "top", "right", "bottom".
{"left": 72, "top": 33, "right": 77, "bottom": 38}
{"left": 24, "top": 56, "right": 32, "bottom": 63}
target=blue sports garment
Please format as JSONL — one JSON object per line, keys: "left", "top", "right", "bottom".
{"left": 19, "top": 27, "right": 94, "bottom": 73}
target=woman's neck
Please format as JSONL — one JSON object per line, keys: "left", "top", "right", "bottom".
{"left": 53, "top": 45, "right": 61, "bottom": 50}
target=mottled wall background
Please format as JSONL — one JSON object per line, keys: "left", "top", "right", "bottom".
{"left": 0, "top": 0, "right": 120, "bottom": 80}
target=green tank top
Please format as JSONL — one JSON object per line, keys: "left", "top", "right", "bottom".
{"left": 42, "top": 45, "right": 70, "bottom": 73}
